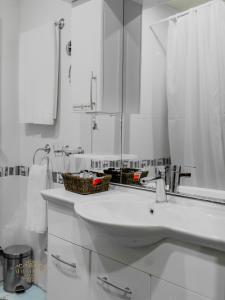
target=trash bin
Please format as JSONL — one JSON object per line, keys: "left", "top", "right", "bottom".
{"left": 3, "top": 245, "right": 33, "bottom": 293}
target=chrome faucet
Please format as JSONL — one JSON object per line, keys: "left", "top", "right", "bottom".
{"left": 141, "top": 168, "right": 167, "bottom": 203}
{"left": 141, "top": 165, "right": 192, "bottom": 199}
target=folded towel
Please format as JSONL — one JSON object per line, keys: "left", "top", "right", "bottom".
{"left": 26, "top": 164, "right": 48, "bottom": 234}
{"left": 19, "top": 22, "right": 59, "bottom": 124}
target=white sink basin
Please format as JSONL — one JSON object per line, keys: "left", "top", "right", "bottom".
{"left": 75, "top": 196, "right": 166, "bottom": 247}
{"left": 41, "top": 187, "right": 225, "bottom": 251}
{"left": 75, "top": 191, "right": 225, "bottom": 249}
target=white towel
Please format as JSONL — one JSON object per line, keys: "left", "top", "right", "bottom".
{"left": 26, "top": 164, "right": 48, "bottom": 234}
{"left": 19, "top": 23, "right": 59, "bottom": 124}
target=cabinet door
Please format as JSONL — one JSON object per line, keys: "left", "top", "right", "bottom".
{"left": 72, "top": 0, "right": 103, "bottom": 112}
{"left": 47, "top": 235, "right": 90, "bottom": 300}
{"left": 91, "top": 252, "right": 150, "bottom": 300}
{"left": 151, "top": 277, "right": 209, "bottom": 300}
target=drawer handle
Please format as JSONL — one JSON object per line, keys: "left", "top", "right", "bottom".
{"left": 97, "top": 276, "right": 132, "bottom": 295}
{"left": 51, "top": 254, "right": 77, "bottom": 269}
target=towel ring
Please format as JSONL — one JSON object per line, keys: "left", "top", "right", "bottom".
{"left": 33, "top": 144, "right": 51, "bottom": 165}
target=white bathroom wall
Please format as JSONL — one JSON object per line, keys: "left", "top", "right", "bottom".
{"left": 18, "top": 0, "right": 81, "bottom": 166}
{"left": 140, "top": 1, "right": 177, "bottom": 114}
{"left": 123, "top": 0, "right": 142, "bottom": 114}
{"left": 0, "top": 0, "right": 20, "bottom": 165}
{"left": 127, "top": 113, "right": 170, "bottom": 159}
{"left": 103, "top": 0, "right": 123, "bottom": 113}
{"left": 92, "top": 115, "right": 121, "bottom": 155}
{"left": 123, "top": 1, "right": 174, "bottom": 160}
{"left": 0, "top": 0, "right": 20, "bottom": 282}
{"left": 15, "top": 0, "right": 82, "bottom": 290}
{"left": 138, "top": 2, "right": 177, "bottom": 160}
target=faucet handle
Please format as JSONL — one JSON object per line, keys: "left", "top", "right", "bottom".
{"left": 141, "top": 176, "right": 161, "bottom": 185}
{"left": 178, "top": 172, "right": 191, "bottom": 185}
{"left": 179, "top": 172, "right": 191, "bottom": 178}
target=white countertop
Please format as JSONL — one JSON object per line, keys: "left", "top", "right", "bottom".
{"left": 41, "top": 186, "right": 225, "bottom": 252}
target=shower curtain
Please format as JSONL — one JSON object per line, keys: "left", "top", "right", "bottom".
{"left": 167, "top": 0, "right": 225, "bottom": 189}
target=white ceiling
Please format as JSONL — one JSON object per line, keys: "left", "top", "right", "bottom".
{"left": 130, "top": 0, "right": 144, "bottom": 4}
{"left": 167, "top": 0, "right": 208, "bottom": 11}
{"left": 130, "top": 0, "right": 210, "bottom": 10}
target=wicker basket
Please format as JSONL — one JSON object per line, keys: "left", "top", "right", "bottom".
{"left": 62, "top": 173, "right": 112, "bottom": 195}
{"left": 104, "top": 168, "right": 148, "bottom": 185}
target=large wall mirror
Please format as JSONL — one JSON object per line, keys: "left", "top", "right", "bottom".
{"left": 76, "top": 0, "right": 225, "bottom": 201}
{"left": 121, "top": 0, "right": 225, "bottom": 199}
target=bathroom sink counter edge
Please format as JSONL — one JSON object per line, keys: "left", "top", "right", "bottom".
{"left": 41, "top": 186, "right": 225, "bottom": 252}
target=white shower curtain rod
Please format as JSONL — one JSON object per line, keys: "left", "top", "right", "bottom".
{"left": 149, "top": 0, "right": 217, "bottom": 28}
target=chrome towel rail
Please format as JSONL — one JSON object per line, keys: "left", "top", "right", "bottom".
{"left": 33, "top": 144, "right": 51, "bottom": 165}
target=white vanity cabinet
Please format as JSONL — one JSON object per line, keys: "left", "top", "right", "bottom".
{"left": 71, "top": 0, "right": 123, "bottom": 113}
{"left": 72, "top": 0, "right": 103, "bottom": 112}
{"left": 48, "top": 234, "right": 150, "bottom": 300}
{"left": 150, "top": 277, "right": 209, "bottom": 300}
{"left": 47, "top": 234, "right": 90, "bottom": 300}
{"left": 47, "top": 198, "right": 151, "bottom": 300}
{"left": 47, "top": 233, "right": 150, "bottom": 300}
{"left": 44, "top": 188, "right": 224, "bottom": 300}
{"left": 90, "top": 252, "right": 150, "bottom": 300}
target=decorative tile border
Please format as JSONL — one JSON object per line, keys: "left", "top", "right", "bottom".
{"left": 52, "top": 172, "right": 64, "bottom": 184}
{"left": 90, "top": 158, "right": 171, "bottom": 171}
{"left": 0, "top": 166, "right": 29, "bottom": 177}
{"left": 0, "top": 166, "right": 64, "bottom": 184}
{"left": 0, "top": 157, "right": 171, "bottom": 184}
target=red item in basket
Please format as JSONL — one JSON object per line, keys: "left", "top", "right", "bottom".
{"left": 133, "top": 172, "right": 141, "bottom": 182}
{"left": 92, "top": 177, "right": 103, "bottom": 187}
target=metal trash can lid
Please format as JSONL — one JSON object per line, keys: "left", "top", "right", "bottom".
{"left": 3, "top": 245, "right": 32, "bottom": 259}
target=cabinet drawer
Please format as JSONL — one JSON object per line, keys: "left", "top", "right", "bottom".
{"left": 47, "top": 234, "right": 90, "bottom": 300}
{"left": 90, "top": 252, "right": 150, "bottom": 300}
{"left": 48, "top": 201, "right": 92, "bottom": 247}
{"left": 151, "top": 277, "right": 209, "bottom": 300}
